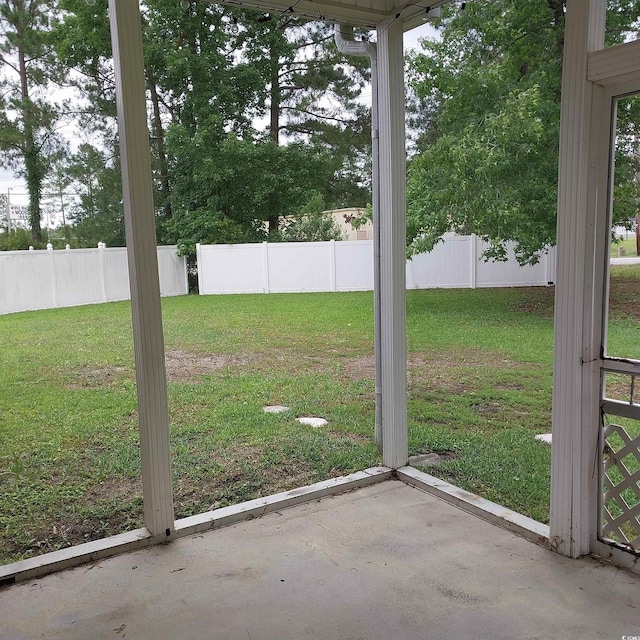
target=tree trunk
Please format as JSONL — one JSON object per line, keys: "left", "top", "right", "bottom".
{"left": 268, "top": 42, "right": 280, "bottom": 235}
{"left": 147, "top": 76, "right": 172, "bottom": 221}
{"left": 547, "top": 0, "right": 565, "bottom": 57}
{"left": 18, "top": 32, "right": 43, "bottom": 244}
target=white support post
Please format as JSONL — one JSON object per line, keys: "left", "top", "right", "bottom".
{"left": 98, "top": 242, "right": 108, "bottom": 302}
{"left": 262, "top": 241, "right": 270, "bottom": 293}
{"left": 470, "top": 234, "right": 478, "bottom": 289}
{"left": 543, "top": 247, "right": 549, "bottom": 286}
{"left": 329, "top": 239, "right": 337, "bottom": 292}
{"left": 47, "top": 243, "right": 58, "bottom": 308}
{"left": 550, "top": 0, "right": 605, "bottom": 558}
{"left": 196, "top": 243, "right": 203, "bottom": 295}
{"left": 376, "top": 16, "right": 407, "bottom": 469}
{"left": 108, "top": 0, "right": 174, "bottom": 537}
{"left": 182, "top": 253, "right": 189, "bottom": 295}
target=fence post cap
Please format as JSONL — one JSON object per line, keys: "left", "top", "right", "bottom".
{"left": 46, "top": 243, "right": 53, "bottom": 250}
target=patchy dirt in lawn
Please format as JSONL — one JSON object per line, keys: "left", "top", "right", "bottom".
{"left": 337, "top": 350, "right": 537, "bottom": 396}
{"left": 409, "top": 449, "right": 458, "bottom": 466}
{"left": 171, "top": 444, "right": 318, "bottom": 517}
{"left": 66, "top": 365, "right": 130, "bottom": 389}
{"left": 471, "top": 402, "right": 503, "bottom": 417}
{"left": 339, "top": 355, "right": 375, "bottom": 380}
{"left": 65, "top": 343, "right": 546, "bottom": 391}
{"left": 165, "top": 349, "right": 251, "bottom": 382}
{"left": 65, "top": 350, "right": 253, "bottom": 388}
{"left": 327, "top": 430, "right": 373, "bottom": 444}
{"left": 517, "top": 287, "right": 555, "bottom": 318}
{"left": 84, "top": 476, "right": 142, "bottom": 503}
{"left": 516, "top": 276, "right": 640, "bottom": 321}
{"left": 603, "top": 372, "right": 635, "bottom": 403}
{"left": 609, "top": 277, "right": 640, "bottom": 321}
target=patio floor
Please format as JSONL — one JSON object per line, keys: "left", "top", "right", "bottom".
{"left": 1, "top": 479, "right": 639, "bottom": 640}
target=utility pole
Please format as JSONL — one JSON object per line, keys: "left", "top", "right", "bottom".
{"left": 60, "top": 186, "right": 66, "bottom": 227}
{"left": 6, "top": 188, "right": 12, "bottom": 232}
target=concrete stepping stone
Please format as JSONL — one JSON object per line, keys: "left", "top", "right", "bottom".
{"left": 297, "top": 417, "right": 328, "bottom": 428}
{"left": 263, "top": 405, "right": 290, "bottom": 414}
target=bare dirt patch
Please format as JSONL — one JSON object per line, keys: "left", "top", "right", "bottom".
{"left": 339, "top": 350, "right": 534, "bottom": 396}
{"left": 471, "top": 402, "right": 502, "bottom": 417}
{"left": 85, "top": 476, "right": 142, "bottom": 503}
{"left": 517, "top": 277, "right": 640, "bottom": 321}
{"left": 67, "top": 365, "right": 130, "bottom": 388}
{"left": 65, "top": 346, "right": 541, "bottom": 391}
{"left": 409, "top": 449, "right": 458, "bottom": 466}
{"left": 171, "top": 444, "right": 317, "bottom": 516}
{"left": 340, "top": 355, "right": 376, "bottom": 380}
{"left": 518, "top": 287, "right": 555, "bottom": 317}
{"left": 66, "top": 350, "right": 253, "bottom": 388}
{"left": 165, "top": 349, "right": 250, "bottom": 382}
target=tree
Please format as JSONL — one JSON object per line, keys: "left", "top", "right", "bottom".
{"left": 0, "top": 0, "right": 63, "bottom": 245}
{"left": 64, "top": 142, "right": 125, "bottom": 247}
{"left": 164, "top": 134, "right": 338, "bottom": 258}
{"left": 51, "top": 2, "right": 372, "bottom": 250}
{"left": 143, "top": 0, "right": 270, "bottom": 229}
{"left": 240, "top": 16, "right": 371, "bottom": 232}
{"left": 612, "top": 94, "right": 640, "bottom": 228}
{"left": 54, "top": 0, "right": 169, "bottom": 234}
{"left": 276, "top": 191, "right": 346, "bottom": 242}
{"left": 406, "top": 1, "right": 640, "bottom": 265}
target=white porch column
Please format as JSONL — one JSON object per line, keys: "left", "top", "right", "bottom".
{"left": 109, "top": 0, "right": 174, "bottom": 537}
{"left": 376, "top": 17, "right": 407, "bottom": 469}
{"left": 550, "top": 0, "right": 605, "bottom": 558}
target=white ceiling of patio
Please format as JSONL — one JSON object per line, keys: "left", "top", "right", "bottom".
{"left": 215, "top": 0, "right": 451, "bottom": 29}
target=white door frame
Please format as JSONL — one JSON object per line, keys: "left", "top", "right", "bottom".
{"left": 588, "top": 78, "right": 640, "bottom": 571}
{"left": 551, "top": 0, "right": 640, "bottom": 566}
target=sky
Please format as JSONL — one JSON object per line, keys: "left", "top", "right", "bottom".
{"left": 0, "top": 21, "right": 437, "bottom": 208}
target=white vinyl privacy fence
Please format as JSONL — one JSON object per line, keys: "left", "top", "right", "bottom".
{"left": 0, "top": 244, "right": 188, "bottom": 315}
{"left": 197, "top": 235, "right": 557, "bottom": 295}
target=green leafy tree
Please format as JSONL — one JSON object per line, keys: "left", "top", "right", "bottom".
{"left": 164, "top": 135, "right": 337, "bottom": 258}
{"left": 54, "top": 0, "right": 171, "bottom": 230}
{"left": 64, "top": 142, "right": 125, "bottom": 247}
{"left": 240, "top": 16, "right": 371, "bottom": 231}
{"left": 0, "top": 0, "right": 64, "bottom": 245}
{"left": 143, "top": 0, "right": 268, "bottom": 226}
{"left": 0, "top": 227, "right": 33, "bottom": 250}
{"left": 612, "top": 94, "right": 640, "bottom": 226}
{"left": 406, "top": 1, "right": 640, "bottom": 265}
{"left": 52, "top": 2, "right": 371, "bottom": 249}
{"left": 277, "top": 191, "right": 345, "bottom": 242}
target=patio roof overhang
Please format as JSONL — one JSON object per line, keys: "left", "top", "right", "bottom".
{"left": 212, "top": 0, "right": 448, "bottom": 30}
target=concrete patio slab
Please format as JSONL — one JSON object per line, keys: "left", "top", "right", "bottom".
{"left": 1, "top": 480, "right": 639, "bottom": 640}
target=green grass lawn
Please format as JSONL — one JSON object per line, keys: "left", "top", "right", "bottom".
{"left": 613, "top": 236, "right": 639, "bottom": 257}
{"left": 1, "top": 267, "right": 639, "bottom": 565}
